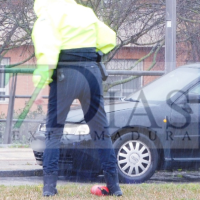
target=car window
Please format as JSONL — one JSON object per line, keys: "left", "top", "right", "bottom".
{"left": 188, "top": 82, "right": 200, "bottom": 95}
{"left": 126, "top": 67, "right": 200, "bottom": 102}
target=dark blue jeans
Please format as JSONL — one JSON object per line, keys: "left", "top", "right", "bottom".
{"left": 43, "top": 61, "right": 117, "bottom": 174}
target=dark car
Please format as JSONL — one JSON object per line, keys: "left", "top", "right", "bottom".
{"left": 31, "top": 63, "right": 200, "bottom": 183}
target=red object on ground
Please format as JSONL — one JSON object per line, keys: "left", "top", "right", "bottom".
{"left": 91, "top": 185, "right": 110, "bottom": 196}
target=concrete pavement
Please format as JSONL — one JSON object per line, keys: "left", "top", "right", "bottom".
{"left": 0, "top": 147, "right": 200, "bottom": 185}
{"left": 0, "top": 148, "right": 43, "bottom": 177}
{"left": 0, "top": 148, "right": 94, "bottom": 186}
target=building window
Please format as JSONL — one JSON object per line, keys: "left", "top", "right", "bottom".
{"left": 0, "top": 58, "right": 10, "bottom": 102}
{"left": 106, "top": 59, "right": 143, "bottom": 97}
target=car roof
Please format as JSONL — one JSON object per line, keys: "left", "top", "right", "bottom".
{"left": 181, "top": 63, "right": 200, "bottom": 69}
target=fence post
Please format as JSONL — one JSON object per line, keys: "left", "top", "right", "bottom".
{"left": 4, "top": 73, "right": 17, "bottom": 144}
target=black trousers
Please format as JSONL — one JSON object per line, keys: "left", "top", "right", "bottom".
{"left": 43, "top": 48, "right": 117, "bottom": 174}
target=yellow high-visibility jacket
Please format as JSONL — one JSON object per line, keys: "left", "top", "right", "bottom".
{"left": 32, "top": 0, "right": 116, "bottom": 88}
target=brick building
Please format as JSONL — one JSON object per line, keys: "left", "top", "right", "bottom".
{"left": 0, "top": 45, "right": 187, "bottom": 117}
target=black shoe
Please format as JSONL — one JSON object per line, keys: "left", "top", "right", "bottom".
{"left": 43, "top": 172, "right": 58, "bottom": 197}
{"left": 103, "top": 170, "right": 123, "bottom": 196}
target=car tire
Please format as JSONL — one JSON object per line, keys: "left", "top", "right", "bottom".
{"left": 113, "top": 132, "right": 158, "bottom": 183}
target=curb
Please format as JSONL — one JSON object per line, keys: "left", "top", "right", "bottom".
{"left": 0, "top": 169, "right": 43, "bottom": 177}
{"left": 182, "top": 173, "right": 200, "bottom": 181}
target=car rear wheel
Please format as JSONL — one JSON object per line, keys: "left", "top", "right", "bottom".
{"left": 113, "top": 132, "right": 158, "bottom": 183}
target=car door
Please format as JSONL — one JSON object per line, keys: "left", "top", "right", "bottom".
{"left": 168, "top": 82, "right": 200, "bottom": 160}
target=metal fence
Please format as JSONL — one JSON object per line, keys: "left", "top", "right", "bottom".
{"left": 0, "top": 66, "right": 165, "bottom": 144}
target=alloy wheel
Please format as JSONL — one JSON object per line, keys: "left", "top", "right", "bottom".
{"left": 117, "top": 140, "right": 151, "bottom": 177}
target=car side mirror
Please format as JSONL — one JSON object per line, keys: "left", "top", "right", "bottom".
{"left": 175, "top": 94, "right": 193, "bottom": 113}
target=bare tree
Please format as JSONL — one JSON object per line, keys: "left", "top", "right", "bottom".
{"left": 0, "top": 0, "right": 199, "bottom": 92}
{"left": 0, "top": 0, "right": 35, "bottom": 67}
{"left": 177, "top": 0, "right": 200, "bottom": 62}
{"left": 77, "top": 0, "right": 166, "bottom": 91}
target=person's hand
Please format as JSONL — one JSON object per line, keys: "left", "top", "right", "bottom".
{"left": 33, "top": 68, "right": 54, "bottom": 89}
{"left": 32, "top": 68, "right": 53, "bottom": 105}
{"left": 34, "top": 89, "right": 45, "bottom": 105}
